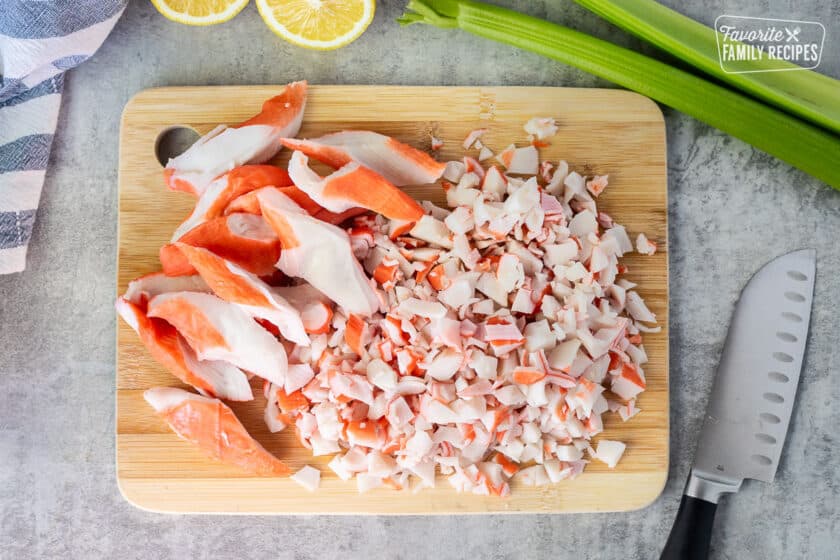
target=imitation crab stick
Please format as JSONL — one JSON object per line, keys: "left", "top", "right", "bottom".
{"left": 147, "top": 291, "right": 288, "bottom": 386}
{"left": 164, "top": 81, "right": 307, "bottom": 197}
{"left": 124, "top": 272, "right": 209, "bottom": 309}
{"left": 160, "top": 213, "right": 280, "bottom": 277}
{"left": 224, "top": 185, "right": 323, "bottom": 217}
{"left": 171, "top": 165, "right": 292, "bottom": 241}
{"left": 288, "top": 151, "right": 425, "bottom": 222}
{"left": 281, "top": 130, "right": 446, "bottom": 186}
{"left": 116, "top": 298, "right": 253, "bottom": 401}
{"left": 257, "top": 189, "right": 379, "bottom": 316}
{"left": 225, "top": 185, "right": 366, "bottom": 226}
{"left": 145, "top": 387, "right": 289, "bottom": 476}
{"left": 173, "top": 243, "right": 309, "bottom": 346}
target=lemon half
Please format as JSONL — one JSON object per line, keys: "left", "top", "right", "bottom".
{"left": 256, "top": 0, "right": 375, "bottom": 51}
{"left": 150, "top": 0, "right": 250, "bottom": 26}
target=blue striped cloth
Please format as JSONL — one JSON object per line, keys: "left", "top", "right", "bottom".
{"left": 0, "top": 1, "right": 126, "bottom": 274}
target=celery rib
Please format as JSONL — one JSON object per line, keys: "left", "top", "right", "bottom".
{"left": 398, "top": 0, "right": 840, "bottom": 190}
{"left": 572, "top": 0, "right": 840, "bottom": 135}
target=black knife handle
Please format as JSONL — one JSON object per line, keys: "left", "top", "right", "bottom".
{"left": 660, "top": 495, "right": 718, "bottom": 560}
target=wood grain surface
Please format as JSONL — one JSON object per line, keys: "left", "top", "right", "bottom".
{"left": 117, "top": 85, "right": 669, "bottom": 514}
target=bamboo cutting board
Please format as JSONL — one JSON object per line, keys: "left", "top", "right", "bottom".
{"left": 117, "top": 85, "right": 668, "bottom": 514}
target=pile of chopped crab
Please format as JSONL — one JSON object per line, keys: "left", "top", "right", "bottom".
{"left": 119, "top": 81, "right": 659, "bottom": 496}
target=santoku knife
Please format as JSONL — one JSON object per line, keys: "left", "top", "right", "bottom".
{"left": 661, "top": 249, "right": 816, "bottom": 559}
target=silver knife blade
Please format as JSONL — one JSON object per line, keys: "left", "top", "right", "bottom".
{"left": 689, "top": 249, "right": 815, "bottom": 498}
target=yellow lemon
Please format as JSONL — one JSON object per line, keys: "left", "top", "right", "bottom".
{"left": 150, "top": 0, "right": 250, "bottom": 26}
{"left": 256, "top": 0, "right": 375, "bottom": 51}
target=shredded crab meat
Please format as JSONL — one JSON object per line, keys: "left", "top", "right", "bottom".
{"left": 119, "top": 102, "right": 658, "bottom": 495}
{"left": 523, "top": 117, "right": 558, "bottom": 141}
{"left": 636, "top": 232, "right": 657, "bottom": 255}
{"left": 259, "top": 141, "right": 654, "bottom": 491}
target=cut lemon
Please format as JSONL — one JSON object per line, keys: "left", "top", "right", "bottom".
{"left": 150, "top": 0, "right": 250, "bottom": 26}
{"left": 256, "top": 0, "right": 375, "bottom": 51}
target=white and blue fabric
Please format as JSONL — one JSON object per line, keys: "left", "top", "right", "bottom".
{"left": 0, "top": 1, "right": 126, "bottom": 274}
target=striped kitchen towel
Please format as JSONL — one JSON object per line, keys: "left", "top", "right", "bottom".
{"left": 0, "top": 1, "right": 126, "bottom": 274}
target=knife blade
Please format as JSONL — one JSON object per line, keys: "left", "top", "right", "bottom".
{"left": 661, "top": 249, "right": 815, "bottom": 560}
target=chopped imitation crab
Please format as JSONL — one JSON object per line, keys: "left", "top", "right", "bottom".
{"left": 124, "top": 272, "right": 209, "bottom": 307}
{"left": 117, "top": 298, "right": 253, "bottom": 401}
{"left": 635, "top": 232, "right": 657, "bottom": 255}
{"left": 281, "top": 130, "right": 446, "bottom": 186}
{"left": 119, "top": 104, "right": 659, "bottom": 493}
{"left": 496, "top": 144, "right": 539, "bottom": 175}
{"left": 171, "top": 165, "right": 293, "bottom": 241}
{"left": 173, "top": 243, "right": 309, "bottom": 345}
{"left": 594, "top": 439, "right": 626, "bottom": 468}
{"left": 463, "top": 128, "right": 486, "bottom": 150}
{"left": 145, "top": 387, "right": 289, "bottom": 476}
{"left": 160, "top": 213, "right": 280, "bottom": 277}
{"left": 288, "top": 151, "right": 424, "bottom": 222}
{"left": 258, "top": 189, "right": 380, "bottom": 316}
{"left": 524, "top": 117, "right": 558, "bottom": 140}
{"left": 147, "top": 291, "right": 289, "bottom": 386}
{"left": 165, "top": 81, "right": 307, "bottom": 197}
{"left": 291, "top": 465, "right": 321, "bottom": 491}
{"left": 225, "top": 185, "right": 321, "bottom": 216}
{"left": 586, "top": 174, "right": 609, "bottom": 197}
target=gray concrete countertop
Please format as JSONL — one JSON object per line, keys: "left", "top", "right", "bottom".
{"left": 2, "top": 1, "right": 839, "bottom": 558}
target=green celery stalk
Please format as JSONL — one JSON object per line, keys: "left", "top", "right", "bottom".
{"left": 398, "top": 0, "right": 840, "bottom": 190}
{"left": 572, "top": 0, "right": 840, "bottom": 135}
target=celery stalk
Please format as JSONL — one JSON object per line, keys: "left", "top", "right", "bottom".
{"left": 572, "top": 0, "right": 840, "bottom": 135}
{"left": 398, "top": 0, "right": 840, "bottom": 190}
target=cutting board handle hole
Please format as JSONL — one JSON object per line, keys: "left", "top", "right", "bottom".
{"left": 154, "top": 126, "right": 200, "bottom": 167}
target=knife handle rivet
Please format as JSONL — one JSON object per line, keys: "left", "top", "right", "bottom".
{"left": 784, "top": 291, "right": 807, "bottom": 303}
{"left": 768, "top": 371, "right": 790, "bottom": 383}
{"left": 763, "top": 392, "right": 785, "bottom": 404}
{"left": 787, "top": 270, "right": 808, "bottom": 281}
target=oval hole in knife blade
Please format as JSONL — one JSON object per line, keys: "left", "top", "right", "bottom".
{"left": 773, "top": 352, "right": 794, "bottom": 363}
{"left": 776, "top": 332, "right": 798, "bottom": 343}
{"left": 782, "top": 312, "right": 803, "bottom": 322}
{"left": 751, "top": 454, "right": 773, "bottom": 466}
{"left": 787, "top": 270, "right": 808, "bottom": 281}
{"left": 784, "top": 291, "right": 807, "bottom": 303}
{"left": 755, "top": 433, "right": 777, "bottom": 444}
{"left": 763, "top": 392, "right": 785, "bottom": 403}
{"left": 768, "top": 371, "right": 790, "bottom": 383}
{"left": 760, "top": 412, "right": 781, "bottom": 424}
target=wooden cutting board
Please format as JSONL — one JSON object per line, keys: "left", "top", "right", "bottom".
{"left": 117, "top": 85, "right": 669, "bottom": 514}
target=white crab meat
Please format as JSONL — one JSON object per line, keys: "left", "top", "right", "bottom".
{"left": 165, "top": 81, "right": 306, "bottom": 197}
{"left": 636, "top": 232, "right": 657, "bottom": 255}
{"left": 594, "top": 440, "right": 626, "bottom": 468}
{"left": 147, "top": 291, "right": 289, "bottom": 386}
{"left": 291, "top": 465, "right": 321, "bottom": 491}
{"left": 258, "top": 188, "right": 379, "bottom": 316}
{"left": 524, "top": 117, "right": 558, "bottom": 140}
{"left": 496, "top": 144, "right": 539, "bottom": 175}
